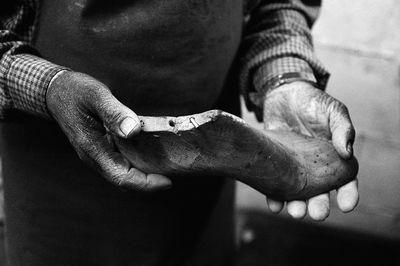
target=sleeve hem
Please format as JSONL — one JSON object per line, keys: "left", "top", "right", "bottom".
{"left": 5, "top": 54, "right": 69, "bottom": 119}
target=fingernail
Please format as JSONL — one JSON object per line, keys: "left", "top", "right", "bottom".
{"left": 120, "top": 117, "right": 139, "bottom": 137}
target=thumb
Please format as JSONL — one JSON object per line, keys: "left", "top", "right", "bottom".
{"left": 93, "top": 93, "right": 141, "bottom": 138}
{"left": 329, "top": 102, "right": 355, "bottom": 159}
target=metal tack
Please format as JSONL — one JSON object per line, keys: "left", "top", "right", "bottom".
{"left": 189, "top": 117, "right": 199, "bottom": 128}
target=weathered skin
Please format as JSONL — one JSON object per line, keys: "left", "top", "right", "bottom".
{"left": 114, "top": 110, "right": 358, "bottom": 201}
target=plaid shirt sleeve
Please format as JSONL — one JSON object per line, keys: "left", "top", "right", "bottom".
{"left": 241, "top": 0, "right": 330, "bottom": 121}
{"left": 0, "top": 0, "right": 67, "bottom": 119}
{"left": 2, "top": 0, "right": 328, "bottom": 120}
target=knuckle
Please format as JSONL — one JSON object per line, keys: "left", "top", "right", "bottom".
{"left": 131, "top": 177, "right": 147, "bottom": 191}
{"left": 131, "top": 171, "right": 152, "bottom": 191}
{"left": 331, "top": 99, "right": 350, "bottom": 118}
{"left": 102, "top": 109, "right": 124, "bottom": 131}
{"left": 337, "top": 102, "right": 350, "bottom": 118}
{"left": 111, "top": 174, "right": 126, "bottom": 187}
{"left": 100, "top": 101, "right": 121, "bottom": 120}
{"left": 109, "top": 170, "right": 145, "bottom": 191}
{"left": 326, "top": 97, "right": 342, "bottom": 113}
{"left": 108, "top": 169, "right": 130, "bottom": 187}
{"left": 341, "top": 103, "right": 349, "bottom": 114}
{"left": 141, "top": 179, "right": 152, "bottom": 191}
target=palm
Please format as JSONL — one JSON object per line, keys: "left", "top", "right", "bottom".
{"left": 264, "top": 84, "right": 334, "bottom": 140}
{"left": 261, "top": 81, "right": 358, "bottom": 221}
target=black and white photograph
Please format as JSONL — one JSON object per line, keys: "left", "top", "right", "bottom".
{"left": 0, "top": 0, "right": 399, "bottom": 265}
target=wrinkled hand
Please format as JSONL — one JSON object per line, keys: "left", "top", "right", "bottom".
{"left": 46, "top": 71, "right": 172, "bottom": 191}
{"left": 263, "top": 81, "right": 359, "bottom": 221}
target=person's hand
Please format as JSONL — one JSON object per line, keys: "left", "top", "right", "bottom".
{"left": 46, "top": 71, "right": 172, "bottom": 191}
{"left": 262, "top": 81, "right": 359, "bottom": 221}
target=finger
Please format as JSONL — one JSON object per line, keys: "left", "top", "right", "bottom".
{"left": 92, "top": 93, "right": 141, "bottom": 138}
{"left": 307, "top": 193, "right": 330, "bottom": 221}
{"left": 329, "top": 101, "right": 355, "bottom": 159}
{"left": 266, "top": 197, "right": 284, "bottom": 213}
{"left": 337, "top": 180, "right": 359, "bottom": 212}
{"left": 78, "top": 135, "right": 172, "bottom": 192}
{"left": 287, "top": 200, "right": 307, "bottom": 219}
{"left": 116, "top": 168, "right": 173, "bottom": 192}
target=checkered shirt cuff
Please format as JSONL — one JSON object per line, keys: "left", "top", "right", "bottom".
{"left": 4, "top": 54, "right": 68, "bottom": 118}
{"left": 239, "top": 8, "right": 330, "bottom": 121}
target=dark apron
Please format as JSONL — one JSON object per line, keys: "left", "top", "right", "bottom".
{"left": 1, "top": 0, "right": 243, "bottom": 265}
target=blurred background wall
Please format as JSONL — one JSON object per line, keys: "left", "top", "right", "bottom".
{"left": 236, "top": 0, "right": 400, "bottom": 264}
